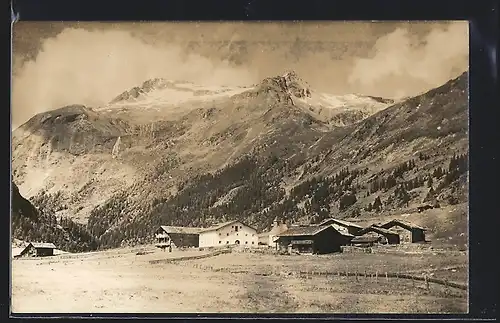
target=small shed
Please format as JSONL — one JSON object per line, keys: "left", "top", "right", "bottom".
{"left": 276, "top": 225, "right": 353, "bottom": 254}
{"left": 318, "top": 218, "right": 364, "bottom": 235}
{"left": 379, "top": 219, "right": 427, "bottom": 243}
{"left": 17, "top": 242, "right": 56, "bottom": 258}
{"left": 354, "top": 226, "right": 400, "bottom": 245}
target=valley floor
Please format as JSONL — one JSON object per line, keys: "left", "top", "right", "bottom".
{"left": 11, "top": 244, "right": 467, "bottom": 314}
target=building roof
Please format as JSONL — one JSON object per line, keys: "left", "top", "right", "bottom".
{"left": 11, "top": 247, "right": 24, "bottom": 257}
{"left": 269, "top": 223, "right": 288, "bottom": 235}
{"left": 380, "top": 219, "right": 426, "bottom": 231}
{"left": 277, "top": 224, "right": 354, "bottom": 238}
{"left": 159, "top": 226, "right": 204, "bottom": 235}
{"left": 277, "top": 225, "right": 326, "bottom": 237}
{"left": 357, "top": 225, "right": 399, "bottom": 237}
{"left": 318, "top": 218, "right": 364, "bottom": 229}
{"left": 199, "top": 220, "right": 257, "bottom": 233}
{"left": 31, "top": 242, "right": 57, "bottom": 249}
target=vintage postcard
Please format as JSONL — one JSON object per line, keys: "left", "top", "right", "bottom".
{"left": 11, "top": 21, "right": 469, "bottom": 314}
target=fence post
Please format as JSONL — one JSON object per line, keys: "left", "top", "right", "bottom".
{"left": 425, "top": 275, "right": 429, "bottom": 290}
{"left": 385, "top": 272, "right": 388, "bottom": 282}
{"left": 375, "top": 271, "right": 378, "bottom": 283}
{"left": 412, "top": 276, "right": 415, "bottom": 287}
{"left": 355, "top": 271, "right": 358, "bottom": 282}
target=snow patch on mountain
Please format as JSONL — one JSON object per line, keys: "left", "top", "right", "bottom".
{"left": 100, "top": 78, "right": 252, "bottom": 112}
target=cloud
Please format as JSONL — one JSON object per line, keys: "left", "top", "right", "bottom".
{"left": 347, "top": 22, "right": 469, "bottom": 98}
{"left": 11, "top": 22, "right": 469, "bottom": 127}
{"left": 11, "top": 27, "right": 257, "bottom": 128}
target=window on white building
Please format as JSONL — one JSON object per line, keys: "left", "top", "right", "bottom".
{"left": 251, "top": 241, "right": 254, "bottom": 244}
{"left": 219, "top": 241, "right": 221, "bottom": 244}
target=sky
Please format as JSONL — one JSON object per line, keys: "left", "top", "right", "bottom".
{"left": 11, "top": 21, "right": 469, "bottom": 128}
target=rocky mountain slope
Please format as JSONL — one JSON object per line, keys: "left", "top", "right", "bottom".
{"left": 11, "top": 182, "right": 97, "bottom": 252}
{"left": 11, "top": 71, "right": 468, "bottom": 250}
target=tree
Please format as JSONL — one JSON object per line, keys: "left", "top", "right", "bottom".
{"left": 427, "top": 176, "right": 434, "bottom": 188}
{"left": 399, "top": 189, "right": 411, "bottom": 207}
{"left": 365, "top": 203, "right": 373, "bottom": 212}
{"left": 339, "top": 193, "right": 357, "bottom": 211}
{"left": 373, "top": 196, "right": 382, "bottom": 212}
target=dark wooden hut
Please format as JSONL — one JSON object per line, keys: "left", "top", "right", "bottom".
{"left": 155, "top": 226, "right": 203, "bottom": 248}
{"left": 378, "top": 219, "right": 427, "bottom": 243}
{"left": 276, "top": 225, "right": 353, "bottom": 254}
{"left": 17, "top": 242, "right": 56, "bottom": 258}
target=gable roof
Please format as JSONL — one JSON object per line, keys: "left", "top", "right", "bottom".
{"left": 199, "top": 220, "right": 257, "bottom": 233}
{"left": 318, "top": 218, "right": 364, "bottom": 229}
{"left": 18, "top": 242, "right": 57, "bottom": 256}
{"left": 277, "top": 224, "right": 353, "bottom": 238}
{"left": 12, "top": 247, "right": 24, "bottom": 257}
{"left": 31, "top": 242, "right": 56, "bottom": 249}
{"left": 357, "top": 225, "right": 399, "bottom": 237}
{"left": 379, "top": 219, "right": 426, "bottom": 231}
{"left": 159, "top": 226, "right": 203, "bottom": 235}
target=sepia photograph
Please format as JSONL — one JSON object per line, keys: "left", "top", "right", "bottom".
{"left": 11, "top": 21, "right": 469, "bottom": 314}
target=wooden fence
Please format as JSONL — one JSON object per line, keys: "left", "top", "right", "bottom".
{"left": 170, "top": 260, "right": 467, "bottom": 292}
{"left": 148, "top": 248, "right": 232, "bottom": 265}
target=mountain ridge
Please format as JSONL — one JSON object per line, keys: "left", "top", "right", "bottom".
{"left": 11, "top": 70, "right": 468, "bottom": 249}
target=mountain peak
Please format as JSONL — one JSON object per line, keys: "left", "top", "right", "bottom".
{"left": 257, "top": 71, "right": 312, "bottom": 101}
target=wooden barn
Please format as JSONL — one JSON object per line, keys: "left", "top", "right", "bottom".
{"left": 276, "top": 225, "right": 353, "bottom": 254}
{"left": 318, "top": 218, "right": 364, "bottom": 235}
{"left": 17, "top": 242, "right": 56, "bottom": 258}
{"left": 155, "top": 226, "right": 203, "bottom": 248}
{"left": 378, "top": 219, "right": 427, "bottom": 243}
{"left": 354, "top": 225, "right": 400, "bottom": 245}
